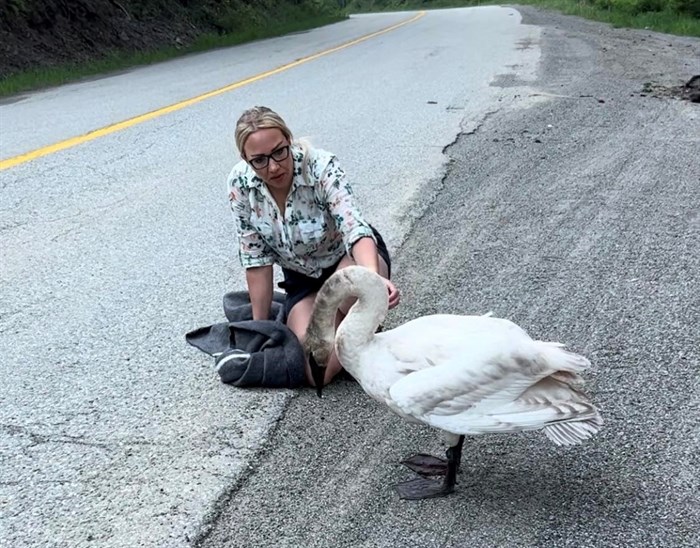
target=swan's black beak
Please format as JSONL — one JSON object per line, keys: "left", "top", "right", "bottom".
{"left": 309, "top": 353, "right": 324, "bottom": 398}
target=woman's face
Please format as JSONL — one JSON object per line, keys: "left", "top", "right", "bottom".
{"left": 243, "top": 128, "right": 293, "bottom": 192}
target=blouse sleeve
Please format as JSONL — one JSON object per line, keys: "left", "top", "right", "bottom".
{"left": 319, "top": 156, "right": 375, "bottom": 254}
{"left": 228, "top": 178, "right": 275, "bottom": 269}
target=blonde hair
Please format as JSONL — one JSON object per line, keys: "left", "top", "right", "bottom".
{"left": 234, "top": 106, "right": 293, "bottom": 159}
{"left": 234, "top": 105, "right": 310, "bottom": 182}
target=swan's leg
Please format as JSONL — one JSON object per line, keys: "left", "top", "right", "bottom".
{"left": 394, "top": 436, "right": 464, "bottom": 500}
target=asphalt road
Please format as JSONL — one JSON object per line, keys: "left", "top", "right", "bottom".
{"left": 0, "top": 7, "right": 553, "bottom": 548}
{"left": 197, "top": 7, "right": 700, "bottom": 548}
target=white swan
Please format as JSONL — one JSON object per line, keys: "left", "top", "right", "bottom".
{"left": 304, "top": 266, "right": 603, "bottom": 500}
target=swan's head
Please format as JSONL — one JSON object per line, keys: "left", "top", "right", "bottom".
{"left": 308, "top": 352, "right": 327, "bottom": 398}
{"left": 305, "top": 317, "right": 332, "bottom": 397}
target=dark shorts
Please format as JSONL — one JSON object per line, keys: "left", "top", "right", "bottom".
{"left": 277, "top": 227, "right": 391, "bottom": 320}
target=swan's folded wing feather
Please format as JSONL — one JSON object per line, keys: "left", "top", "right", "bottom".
{"left": 387, "top": 354, "right": 541, "bottom": 421}
{"left": 400, "top": 376, "right": 601, "bottom": 436}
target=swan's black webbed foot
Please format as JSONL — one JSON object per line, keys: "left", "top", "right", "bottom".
{"left": 394, "top": 476, "right": 455, "bottom": 499}
{"left": 400, "top": 454, "right": 448, "bottom": 476}
{"left": 395, "top": 436, "right": 464, "bottom": 500}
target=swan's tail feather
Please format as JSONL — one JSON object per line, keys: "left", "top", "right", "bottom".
{"left": 517, "top": 363, "right": 603, "bottom": 446}
{"left": 535, "top": 340, "right": 591, "bottom": 375}
{"left": 543, "top": 415, "right": 603, "bottom": 446}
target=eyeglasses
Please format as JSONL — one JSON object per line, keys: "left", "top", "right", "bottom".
{"left": 248, "top": 145, "right": 290, "bottom": 170}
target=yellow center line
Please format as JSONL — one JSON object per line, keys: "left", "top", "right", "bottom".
{"left": 0, "top": 11, "right": 426, "bottom": 172}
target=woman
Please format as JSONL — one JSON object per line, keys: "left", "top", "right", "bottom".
{"left": 227, "top": 106, "right": 400, "bottom": 387}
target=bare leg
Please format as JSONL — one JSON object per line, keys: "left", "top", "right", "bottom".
{"left": 286, "top": 294, "right": 349, "bottom": 386}
{"left": 285, "top": 294, "right": 320, "bottom": 386}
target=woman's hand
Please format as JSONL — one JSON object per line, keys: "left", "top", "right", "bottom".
{"left": 349, "top": 237, "right": 399, "bottom": 308}
{"left": 384, "top": 278, "right": 400, "bottom": 309}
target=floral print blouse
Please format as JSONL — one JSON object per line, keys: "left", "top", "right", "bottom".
{"left": 227, "top": 145, "right": 376, "bottom": 277}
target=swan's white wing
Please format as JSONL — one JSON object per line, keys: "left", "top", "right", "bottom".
{"left": 388, "top": 355, "right": 599, "bottom": 436}
{"left": 377, "top": 315, "right": 536, "bottom": 418}
{"left": 359, "top": 316, "right": 521, "bottom": 395}
{"left": 351, "top": 317, "right": 512, "bottom": 410}
{"left": 387, "top": 350, "right": 542, "bottom": 423}
{"left": 363, "top": 313, "right": 597, "bottom": 436}
{"left": 378, "top": 314, "right": 531, "bottom": 367}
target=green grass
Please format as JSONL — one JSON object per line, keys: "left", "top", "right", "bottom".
{"left": 517, "top": 0, "right": 700, "bottom": 35}
{"left": 0, "top": 13, "right": 345, "bottom": 98}
{"left": 345, "top": 0, "right": 700, "bottom": 36}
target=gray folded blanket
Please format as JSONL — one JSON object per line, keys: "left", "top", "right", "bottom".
{"left": 185, "top": 291, "right": 307, "bottom": 388}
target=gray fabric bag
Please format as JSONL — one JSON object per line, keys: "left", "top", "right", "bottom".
{"left": 186, "top": 291, "right": 306, "bottom": 388}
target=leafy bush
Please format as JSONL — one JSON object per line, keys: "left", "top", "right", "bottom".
{"left": 677, "top": 0, "right": 700, "bottom": 16}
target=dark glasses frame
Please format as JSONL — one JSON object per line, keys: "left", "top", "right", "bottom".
{"left": 249, "top": 145, "right": 290, "bottom": 170}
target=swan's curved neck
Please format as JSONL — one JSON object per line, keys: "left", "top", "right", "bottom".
{"left": 306, "top": 267, "right": 388, "bottom": 371}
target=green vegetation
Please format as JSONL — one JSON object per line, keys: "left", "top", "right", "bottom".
{"left": 0, "top": 15, "right": 344, "bottom": 97}
{"left": 0, "top": 0, "right": 697, "bottom": 97}
{"left": 0, "top": 0, "right": 346, "bottom": 97}
{"left": 345, "top": 0, "right": 700, "bottom": 36}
